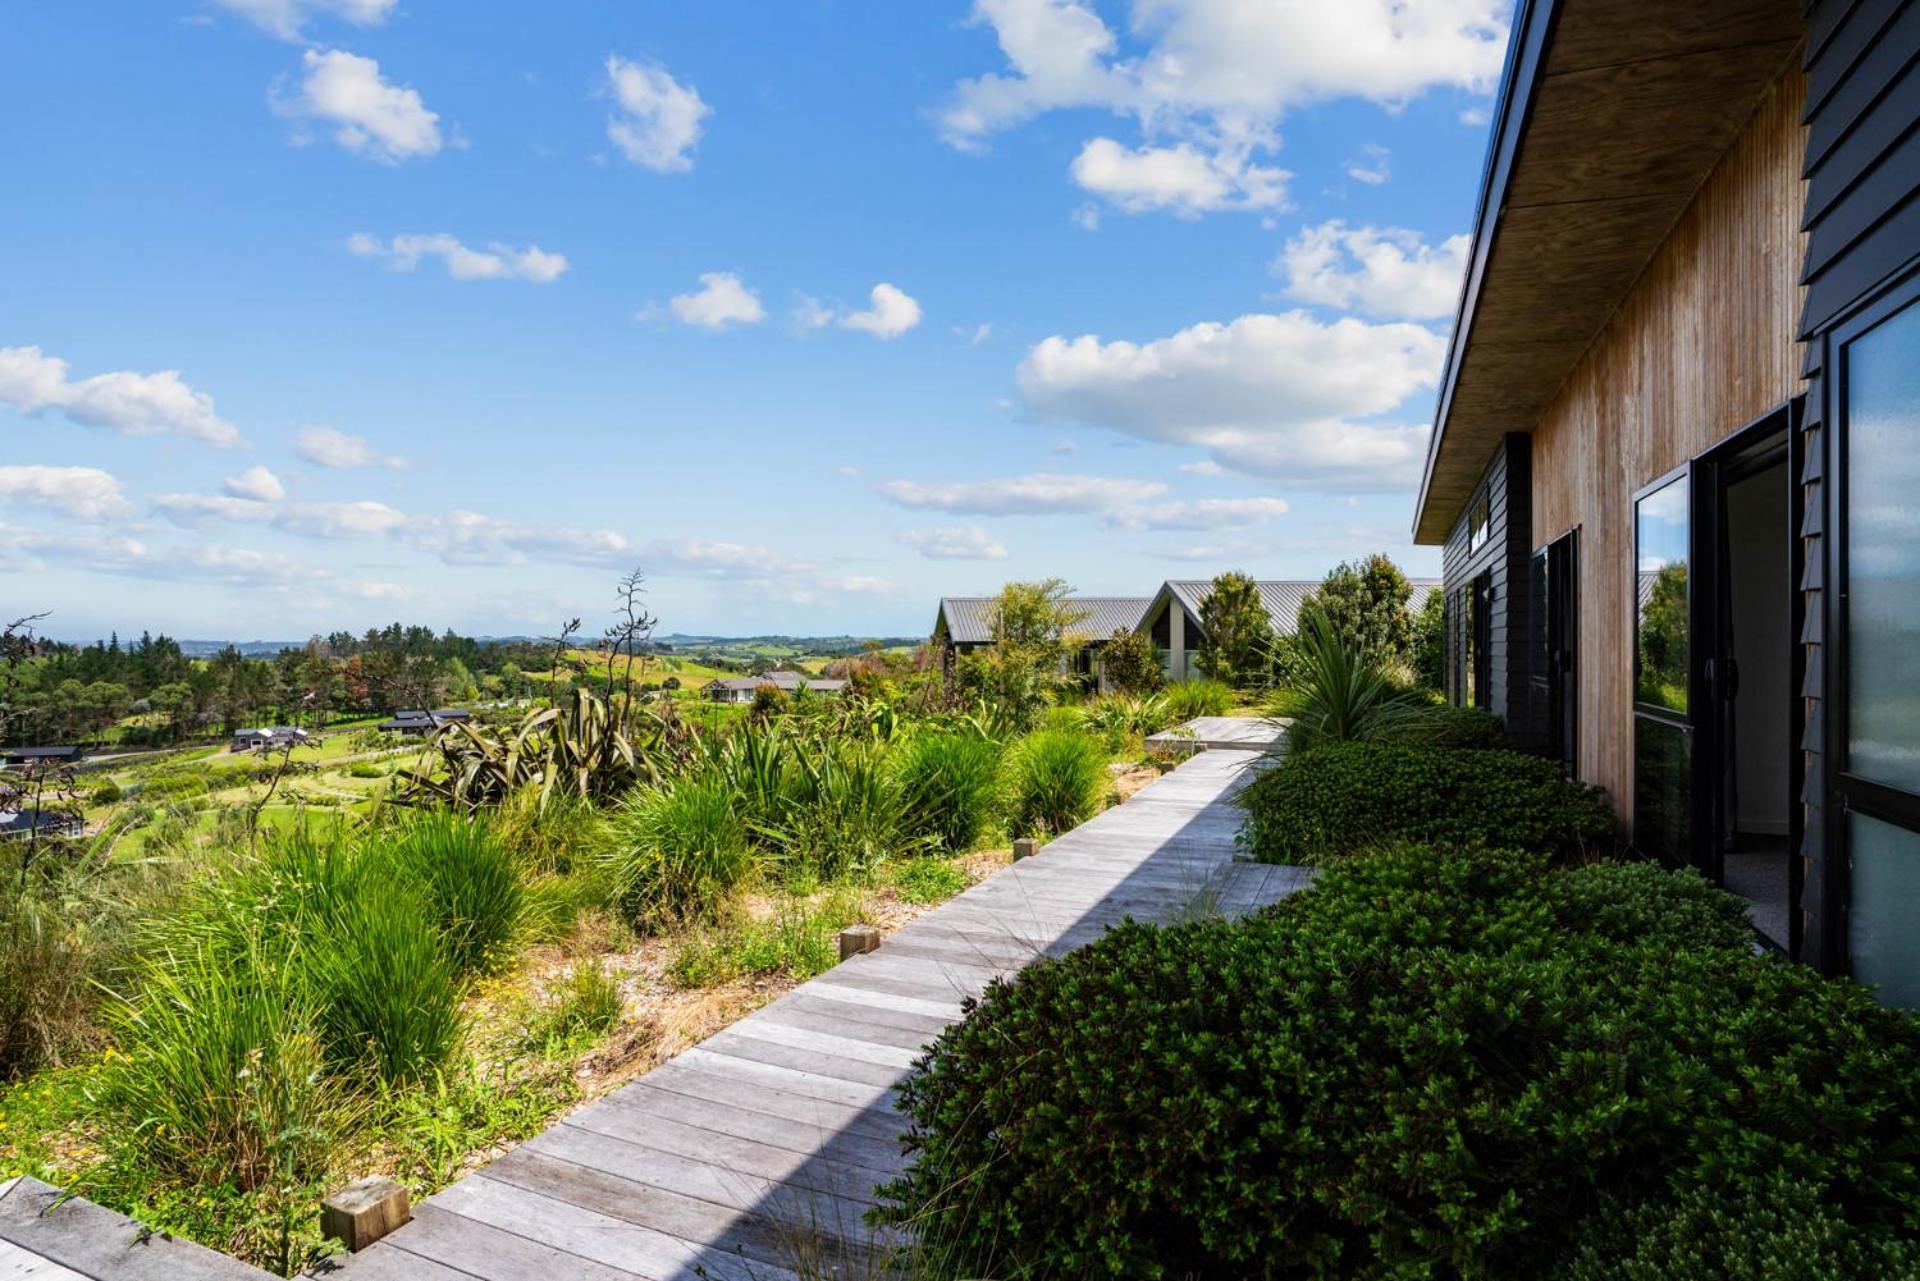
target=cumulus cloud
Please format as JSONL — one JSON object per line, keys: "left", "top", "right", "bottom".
{"left": 0, "top": 345, "right": 243, "bottom": 447}
{"left": 941, "top": 0, "right": 1509, "bottom": 148}
{"left": 0, "top": 465, "right": 133, "bottom": 522}
{"left": 295, "top": 426, "right": 407, "bottom": 469}
{"left": 1071, "top": 137, "right": 1288, "bottom": 215}
{"left": 662, "top": 272, "right": 766, "bottom": 330}
{"left": 280, "top": 49, "right": 442, "bottom": 163}
{"left": 1016, "top": 310, "right": 1444, "bottom": 489}
{"left": 878, "top": 472, "right": 1166, "bottom": 516}
{"left": 1152, "top": 539, "right": 1278, "bottom": 562}
{"left": 223, "top": 465, "right": 285, "bottom": 502}
{"left": 1343, "top": 142, "right": 1390, "bottom": 185}
{"left": 897, "top": 525, "right": 1009, "bottom": 560}
{"left": 1106, "top": 496, "right": 1290, "bottom": 530}
{"left": 1277, "top": 220, "right": 1469, "bottom": 321}
{"left": 638, "top": 537, "right": 894, "bottom": 604}
{"left": 838, "top": 283, "right": 923, "bottom": 339}
{"left": 209, "top": 0, "right": 395, "bottom": 40}
{"left": 939, "top": 0, "right": 1505, "bottom": 219}
{"left": 347, "top": 233, "right": 569, "bottom": 283}
{"left": 0, "top": 523, "right": 405, "bottom": 600}
{"left": 605, "top": 56, "right": 710, "bottom": 173}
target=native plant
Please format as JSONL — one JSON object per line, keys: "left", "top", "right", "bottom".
{"left": 894, "top": 732, "right": 1004, "bottom": 855}
{"left": 1196, "top": 571, "right": 1274, "bottom": 689}
{"left": 401, "top": 686, "right": 665, "bottom": 813}
{"left": 1267, "top": 607, "right": 1422, "bottom": 751}
{"left": 1007, "top": 728, "right": 1107, "bottom": 838}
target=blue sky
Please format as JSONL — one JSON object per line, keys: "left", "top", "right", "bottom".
{"left": 0, "top": 1, "right": 1509, "bottom": 642}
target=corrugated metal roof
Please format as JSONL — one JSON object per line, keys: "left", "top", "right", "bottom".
{"left": 1162, "top": 579, "right": 1441, "bottom": 634}
{"left": 936, "top": 596, "right": 1152, "bottom": 646}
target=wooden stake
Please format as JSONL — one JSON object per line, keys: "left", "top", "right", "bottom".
{"left": 321, "top": 1176, "right": 410, "bottom": 1253}
{"left": 837, "top": 924, "right": 881, "bottom": 961}
{"left": 1012, "top": 837, "right": 1039, "bottom": 860}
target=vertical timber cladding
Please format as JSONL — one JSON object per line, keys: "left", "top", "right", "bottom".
{"left": 1528, "top": 70, "right": 1806, "bottom": 827}
{"left": 1800, "top": 0, "right": 1920, "bottom": 969}
{"left": 1442, "top": 434, "right": 1544, "bottom": 746}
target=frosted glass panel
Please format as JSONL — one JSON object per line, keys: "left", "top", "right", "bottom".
{"left": 1848, "top": 300, "right": 1920, "bottom": 792}
{"left": 1636, "top": 477, "right": 1689, "bottom": 713}
{"left": 1848, "top": 811, "right": 1920, "bottom": 1010}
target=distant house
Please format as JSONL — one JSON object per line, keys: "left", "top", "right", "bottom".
{"left": 0, "top": 746, "right": 86, "bottom": 768}
{"left": 703, "top": 672, "right": 849, "bottom": 704}
{"left": 1139, "top": 579, "right": 1440, "bottom": 682}
{"left": 379, "top": 708, "right": 473, "bottom": 734}
{"left": 0, "top": 807, "right": 84, "bottom": 840}
{"left": 230, "top": 726, "right": 308, "bottom": 752}
{"left": 931, "top": 596, "right": 1153, "bottom": 687}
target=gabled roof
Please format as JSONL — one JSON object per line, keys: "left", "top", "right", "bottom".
{"left": 934, "top": 596, "right": 1152, "bottom": 646}
{"left": 1152, "top": 579, "right": 1442, "bottom": 635}
{"left": 1411, "top": 0, "right": 1800, "bottom": 544}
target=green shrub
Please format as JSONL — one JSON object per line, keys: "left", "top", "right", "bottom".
{"left": 601, "top": 776, "right": 752, "bottom": 926}
{"left": 1394, "top": 702, "right": 1505, "bottom": 749}
{"left": 894, "top": 733, "right": 1003, "bottom": 855}
{"left": 1006, "top": 729, "right": 1107, "bottom": 838}
{"left": 1559, "top": 1173, "right": 1920, "bottom": 1281}
{"left": 1238, "top": 741, "right": 1615, "bottom": 864}
{"left": 878, "top": 846, "right": 1920, "bottom": 1279}
{"left": 0, "top": 844, "right": 122, "bottom": 1081}
{"left": 379, "top": 812, "right": 524, "bottom": 976}
{"left": 665, "top": 891, "right": 863, "bottom": 987}
{"left": 91, "top": 777, "right": 124, "bottom": 803}
{"left": 893, "top": 857, "right": 970, "bottom": 905}
{"left": 347, "top": 761, "right": 386, "bottom": 779}
{"left": 1267, "top": 607, "right": 1421, "bottom": 750}
{"left": 765, "top": 739, "right": 913, "bottom": 880}
{"left": 1159, "top": 678, "right": 1234, "bottom": 721}
{"left": 312, "top": 887, "right": 464, "bottom": 1085}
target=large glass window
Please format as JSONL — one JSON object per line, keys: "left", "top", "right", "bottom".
{"left": 1635, "top": 476, "right": 1690, "bottom": 714}
{"left": 1847, "top": 811, "right": 1920, "bottom": 1008}
{"left": 1847, "top": 300, "right": 1920, "bottom": 792}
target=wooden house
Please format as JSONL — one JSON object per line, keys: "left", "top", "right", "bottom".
{"left": 1416, "top": 0, "right": 1919, "bottom": 999}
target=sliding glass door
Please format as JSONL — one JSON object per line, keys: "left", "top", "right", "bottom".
{"left": 1833, "top": 282, "right": 1920, "bottom": 1007}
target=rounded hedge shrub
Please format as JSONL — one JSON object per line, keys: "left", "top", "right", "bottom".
{"left": 1396, "top": 702, "right": 1505, "bottom": 749}
{"left": 1238, "top": 741, "right": 1615, "bottom": 864}
{"left": 877, "top": 846, "right": 1920, "bottom": 1280}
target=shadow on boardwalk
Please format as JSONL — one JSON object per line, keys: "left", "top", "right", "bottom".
{"left": 329, "top": 744, "right": 1309, "bottom": 1281}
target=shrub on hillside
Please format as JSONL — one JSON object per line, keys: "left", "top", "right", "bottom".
{"left": 1239, "top": 741, "right": 1614, "bottom": 864}
{"left": 1007, "top": 729, "right": 1107, "bottom": 838}
{"left": 378, "top": 812, "right": 524, "bottom": 976}
{"left": 877, "top": 846, "right": 1920, "bottom": 1279}
{"left": 894, "top": 732, "right": 1003, "bottom": 855}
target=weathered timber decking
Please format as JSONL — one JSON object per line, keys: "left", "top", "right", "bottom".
{"left": 331, "top": 744, "right": 1306, "bottom": 1281}
{"left": 1145, "top": 714, "right": 1286, "bottom": 755}
{"left": 0, "top": 1177, "right": 275, "bottom": 1280}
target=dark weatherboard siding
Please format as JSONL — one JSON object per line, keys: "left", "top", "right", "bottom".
{"left": 1443, "top": 434, "right": 1545, "bottom": 749}
{"left": 1799, "top": 0, "right": 1920, "bottom": 976}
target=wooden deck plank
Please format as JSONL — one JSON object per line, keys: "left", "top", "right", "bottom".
{"left": 342, "top": 744, "right": 1300, "bottom": 1280}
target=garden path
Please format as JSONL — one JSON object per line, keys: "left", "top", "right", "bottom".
{"left": 330, "top": 742, "right": 1306, "bottom": 1281}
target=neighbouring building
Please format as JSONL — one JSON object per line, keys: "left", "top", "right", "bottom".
{"left": 0, "top": 746, "right": 86, "bottom": 768}
{"left": 379, "top": 709, "right": 473, "bottom": 734}
{"left": 931, "top": 596, "right": 1153, "bottom": 686}
{"left": 1138, "top": 579, "right": 1439, "bottom": 683}
{"left": 1415, "top": 0, "right": 1919, "bottom": 1000}
{"left": 703, "top": 671, "right": 850, "bottom": 704}
{"left": 230, "top": 726, "right": 309, "bottom": 751}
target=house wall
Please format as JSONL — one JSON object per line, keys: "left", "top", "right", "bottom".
{"left": 1528, "top": 68, "right": 1806, "bottom": 823}
{"left": 1798, "top": 0, "right": 1920, "bottom": 973}
{"left": 1443, "top": 434, "right": 1540, "bottom": 744}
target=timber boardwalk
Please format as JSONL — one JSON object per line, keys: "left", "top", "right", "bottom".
{"left": 335, "top": 743, "right": 1304, "bottom": 1281}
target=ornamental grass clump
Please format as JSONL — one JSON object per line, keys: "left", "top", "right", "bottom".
{"left": 379, "top": 811, "right": 524, "bottom": 976}
{"left": 877, "top": 845, "right": 1920, "bottom": 1280}
{"left": 600, "top": 774, "right": 752, "bottom": 927}
{"left": 1006, "top": 728, "right": 1107, "bottom": 838}
{"left": 893, "top": 732, "right": 1003, "bottom": 855}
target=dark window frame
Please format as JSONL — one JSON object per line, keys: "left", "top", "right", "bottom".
{"left": 1631, "top": 462, "right": 1695, "bottom": 727}
{"left": 1825, "top": 265, "right": 1920, "bottom": 980}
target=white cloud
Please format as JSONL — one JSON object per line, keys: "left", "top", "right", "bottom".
{"left": 0, "top": 345, "right": 243, "bottom": 447}
{"left": 1178, "top": 459, "right": 1226, "bottom": 477}
{"left": 1016, "top": 310, "right": 1444, "bottom": 489}
{"left": 209, "top": 0, "right": 395, "bottom": 41}
{"left": 1152, "top": 539, "right": 1278, "bottom": 562}
{"left": 1107, "top": 496, "right": 1290, "bottom": 530}
{"left": 223, "top": 465, "right": 285, "bottom": 502}
{"left": 0, "top": 465, "right": 132, "bottom": 522}
{"left": 152, "top": 493, "right": 275, "bottom": 525}
{"left": 281, "top": 49, "right": 442, "bottom": 163}
{"left": 1343, "top": 142, "right": 1390, "bottom": 185}
{"left": 941, "top": 0, "right": 1509, "bottom": 148}
{"left": 878, "top": 472, "right": 1166, "bottom": 516}
{"left": 897, "top": 525, "right": 1009, "bottom": 560}
{"left": 605, "top": 56, "right": 710, "bottom": 173}
{"left": 347, "top": 232, "right": 569, "bottom": 283}
{"left": 273, "top": 499, "right": 413, "bottom": 540}
{"left": 0, "top": 522, "right": 405, "bottom": 600}
{"left": 1071, "top": 137, "right": 1288, "bottom": 215}
{"left": 1460, "top": 105, "right": 1491, "bottom": 126}
{"left": 295, "top": 426, "right": 406, "bottom": 469}
{"left": 838, "top": 283, "right": 923, "bottom": 339}
{"left": 638, "top": 537, "right": 894, "bottom": 604}
{"left": 958, "top": 323, "right": 994, "bottom": 345}
{"left": 1277, "top": 220, "right": 1469, "bottom": 320}
{"left": 664, "top": 272, "right": 766, "bottom": 330}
